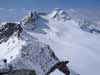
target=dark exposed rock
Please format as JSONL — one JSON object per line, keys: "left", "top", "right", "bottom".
{"left": 7, "top": 69, "right": 36, "bottom": 75}
{"left": 45, "top": 61, "right": 70, "bottom": 75}
{"left": 0, "top": 22, "right": 22, "bottom": 44}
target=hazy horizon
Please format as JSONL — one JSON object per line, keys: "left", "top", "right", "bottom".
{"left": 0, "top": 0, "right": 99, "bottom": 11}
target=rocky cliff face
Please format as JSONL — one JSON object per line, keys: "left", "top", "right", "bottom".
{"left": 0, "top": 22, "right": 22, "bottom": 44}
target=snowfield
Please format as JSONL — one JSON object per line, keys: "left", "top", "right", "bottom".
{"left": 0, "top": 8, "right": 100, "bottom": 75}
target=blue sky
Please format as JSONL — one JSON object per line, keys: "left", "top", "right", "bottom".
{"left": 0, "top": 0, "right": 100, "bottom": 11}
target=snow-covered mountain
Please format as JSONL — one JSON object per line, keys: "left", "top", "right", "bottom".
{"left": 0, "top": 12, "right": 61, "bottom": 75}
{"left": 0, "top": 8, "right": 100, "bottom": 75}
{"left": 48, "top": 8, "right": 71, "bottom": 21}
{"left": 79, "top": 20, "right": 100, "bottom": 33}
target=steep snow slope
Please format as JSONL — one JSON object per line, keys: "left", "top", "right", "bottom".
{"left": 28, "top": 9, "right": 100, "bottom": 75}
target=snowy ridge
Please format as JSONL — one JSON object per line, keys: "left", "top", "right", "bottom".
{"left": 0, "top": 22, "right": 22, "bottom": 44}
{"left": 21, "top": 11, "right": 39, "bottom": 30}
{"left": 48, "top": 8, "right": 71, "bottom": 21}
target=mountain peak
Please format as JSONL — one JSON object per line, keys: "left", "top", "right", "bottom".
{"left": 49, "top": 8, "right": 71, "bottom": 21}
{"left": 54, "top": 8, "right": 62, "bottom": 11}
{"left": 21, "top": 11, "right": 39, "bottom": 30}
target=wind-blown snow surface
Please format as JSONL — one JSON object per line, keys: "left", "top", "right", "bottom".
{"left": 0, "top": 9, "right": 100, "bottom": 75}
